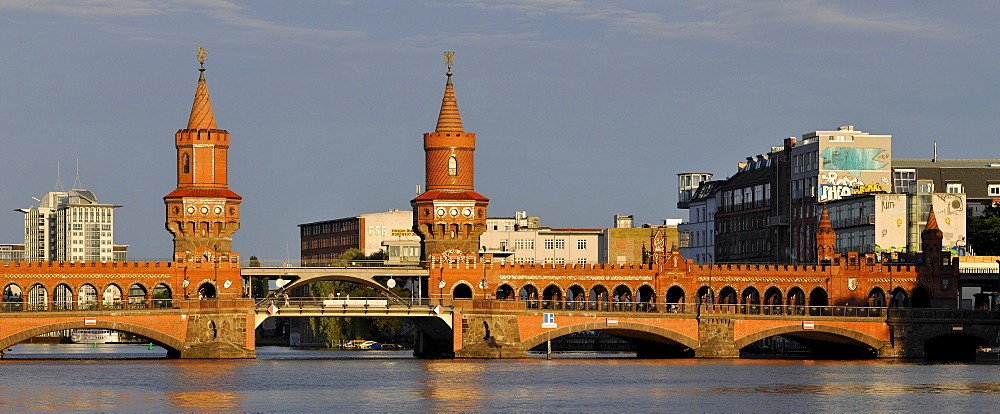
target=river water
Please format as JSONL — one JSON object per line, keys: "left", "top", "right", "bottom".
{"left": 1, "top": 344, "right": 999, "bottom": 412}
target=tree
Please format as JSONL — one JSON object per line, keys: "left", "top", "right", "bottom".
{"left": 969, "top": 204, "right": 1000, "bottom": 255}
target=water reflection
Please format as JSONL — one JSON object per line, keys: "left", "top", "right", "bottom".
{"left": 421, "top": 360, "right": 487, "bottom": 412}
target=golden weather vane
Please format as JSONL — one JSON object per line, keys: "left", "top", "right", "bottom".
{"left": 197, "top": 46, "right": 209, "bottom": 67}
{"left": 444, "top": 51, "right": 455, "bottom": 71}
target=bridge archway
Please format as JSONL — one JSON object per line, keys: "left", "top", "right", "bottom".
{"left": 495, "top": 284, "right": 515, "bottom": 300}
{"left": 925, "top": 333, "right": 989, "bottom": 362}
{"left": 809, "top": 287, "right": 828, "bottom": 307}
{"left": 868, "top": 287, "right": 886, "bottom": 307}
{"left": 0, "top": 321, "right": 186, "bottom": 357}
{"left": 718, "top": 287, "right": 737, "bottom": 305}
{"left": 453, "top": 283, "right": 473, "bottom": 299}
{"left": 912, "top": 285, "right": 932, "bottom": 308}
{"left": 890, "top": 287, "right": 908, "bottom": 307}
{"left": 742, "top": 286, "right": 760, "bottom": 305}
{"left": 665, "top": 285, "right": 684, "bottom": 304}
{"left": 735, "top": 324, "right": 885, "bottom": 358}
{"left": 519, "top": 321, "right": 700, "bottom": 356}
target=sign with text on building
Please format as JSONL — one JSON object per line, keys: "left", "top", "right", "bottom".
{"left": 84, "top": 317, "right": 97, "bottom": 326}
{"left": 606, "top": 318, "right": 618, "bottom": 327}
{"left": 542, "top": 313, "right": 556, "bottom": 328}
{"left": 802, "top": 321, "right": 815, "bottom": 330}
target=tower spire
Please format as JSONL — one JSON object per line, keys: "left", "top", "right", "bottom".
{"left": 187, "top": 46, "right": 217, "bottom": 130}
{"left": 435, "top": 51, "right": 463, "bottom": 133}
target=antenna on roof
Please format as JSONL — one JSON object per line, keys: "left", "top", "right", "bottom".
{"left": 72, "top": 159, "right": 83, "bottom": 190}
{"left": 54, "top": 162, "right": 65, "bottom": 192}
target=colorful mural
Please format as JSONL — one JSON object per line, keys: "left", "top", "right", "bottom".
{"left": 820, "top": 147, "right": 889, "bottom": 171}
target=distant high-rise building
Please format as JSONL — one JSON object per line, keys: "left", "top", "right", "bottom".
{"left": 18, "top": 188, "right": 125, "bottom": 262}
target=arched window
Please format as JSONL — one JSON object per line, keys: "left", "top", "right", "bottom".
{"left": 78, "top": 284, "right": 98, "bottom": 310}
{"left": 103, "top": 285, "right": 122, "bottom": 310}
{"left": 448, "top": 156, "right": 458, "bottom": 176}
{"left": 182, "top": 153, "right": 190, "bottom": 174}
{"left": 54, "top": 284, "right": 73, "bottom": 311}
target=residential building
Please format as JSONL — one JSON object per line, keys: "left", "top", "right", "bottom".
{"left": 601, "top": 217, "right": 682, "bottom": 264}
{"left": 677, "top": 180, "right": 721, "bottom": 264}
{"left": 479, "top": 213, "right": 601, "bottom": 265}
{"left": 892, "top": 159, "right": 1000, "bottom": 218}
{"left": 18, "top": 189, "right": 125, "bottom": 262}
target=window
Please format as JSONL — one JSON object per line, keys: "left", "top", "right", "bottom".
{"left": 946, "top": 183, "right": 964, "bottom": 194}
{"left": 544, "top": 239, "right": 554, "bottom": 249}
{"left": 577, "top": 258, "right": 587, "bottom": 264}
{"left": 989, "top": 184, "right": 1000, "bottom": 196}
{"left": 893, "top": 170, "right": 916, "bottom": 193}
{"left": 577, "top": 239, "right": 587, "bottom": 250}
{"left": 554, "top": 239, "right": 565, "bottom": 249}
{"left": 448, "top": 156, "right": 458, "bottom": 176}
{"left": 182, "top": 153, "right": 190, "bottom": 174}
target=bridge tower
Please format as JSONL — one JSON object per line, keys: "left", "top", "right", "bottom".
{"left": 816, "top": 207, "right": 836, "bottom": 263}
{"left": 411, "top": 52, "right": 489, "bottom": 260}
{"left": 921, "top": 209, "right": 943, "bottom": 265}
{"left": 164, "top": 48, "right": 242, "bottom": 263}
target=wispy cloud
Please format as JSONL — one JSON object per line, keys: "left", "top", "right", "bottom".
{"left": 462, "top": 0, "right": 948, "bottom": 40}
{"left": 0, "top": 0, "right": 168, "bottom": 16}
{"left": 0, "top": 0, "right": 365, "bottom": 41}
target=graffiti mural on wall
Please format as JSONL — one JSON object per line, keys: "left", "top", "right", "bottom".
{"left": 820, "top": 147, "right": 889, "bottom": 171}
{"left": 817, "top": 171, "right": 889, "bottom": 202}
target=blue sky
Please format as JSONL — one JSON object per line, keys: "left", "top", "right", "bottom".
{"left": 1, "top": 1, "right": 998, "bottom": 260}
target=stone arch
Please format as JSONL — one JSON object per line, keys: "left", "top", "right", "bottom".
{"left": 519, "top": 284, "right": 540, "bottom": 309}
{"left": 0, "top": 320, "right": 185, "bottom": 356}
{"left": 809, "top": 287, "right": 829, "bottom": 307}
{"left": 197, "top": 282, "right": 217, "bottom": 299}
{"left": 3, "top": 283, "right": 23, "bottom": 312}
{"left": 636, "top": 284, "right": 656, "bottom": 312}
{"left": 613, "top": 285, "right": 633, "bottom": 311}
{"left": 542, "top": 284, "right": 563, "bottom": 309}
{"left": 128, "top": 283, "right": 148, "bottom": 309}
{"left": 152, "top": 283, "right": 173, "bottom": 308}
{"left": 911, "top": 285, "right": 932, "bottom": 308}
{"left": 889, "top": 287, "right": 908, "bottom": 307}
{"left": 27, "top": 283, "right": 48, "bottom": 311}
{"left": 868, "top": 287, "right": 886, "bottom": 307}
{"left": 494, "top": 283, "right": 516, "bottom": 300}
{"left": 665, "top": 285, "right": 685, "bottom": 304}
{"left": 718, "top": 286, "right": 738, "bottom": 305}
{"left": 103, "top": 284, "right": 123, "bottom": 309}
{"left": 741, "top": 286, "right": 760, "bottom": 304}
{"left": 53, "top": 284, "right": 73, "bottom": 311}
{"left": 452, "top": 283, "right": 473, "bottom": 299}
{"left": 590, "top": 284, "right": 609, "bottom": 310}
{"left": 519, "top": 321, "right": 700, "bottom": 352}
{"left": 567, "top": 285, "right": 588, "bottom": 310}
{"left": 734, "top": 324, "right": 886, "bottom": 351}
{"left": 78, "top": 284, "right": 98, "bottom": 310}
{"left": 696, "top": 285, "right": 714, "bottom": 304}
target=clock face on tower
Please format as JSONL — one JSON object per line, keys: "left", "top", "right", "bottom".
{"left": 449, "top": 207, "right": 459, "bottom": 217}
{"left": 435, "top": 207, "right": 446, "bottom": 217}
{"left": 187, "top": 206, "right": 196, "bottom": 214}
{"left": 462, "top": 207, "right": 473, "bottom": 217}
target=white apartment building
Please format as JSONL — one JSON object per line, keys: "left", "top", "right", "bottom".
{"left": 479, "top": 213, "right": 601, "bottom": 264}
{"left": 18, "top": 189, "right": 125, "bottom": 262}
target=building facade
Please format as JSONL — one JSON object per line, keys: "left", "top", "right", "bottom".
{"left": 18, "top": 189, "right": 125, "bottom": 262}
{"left": 892, "top": 159, "right": 1000, "bottom": 218}
{"left": 299, "top": 210, "right": 420, "bottom": 265}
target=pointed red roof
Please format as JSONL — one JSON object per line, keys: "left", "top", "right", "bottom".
{"left": 434, "top": 73, "right": 463, "bottom": 132}
{"left": 923, "top": 209, "right": 943, "bottom": 236}
{"left": 187, "top": 68, "right": 218, "bottom": 130}
{"left": 818, "top": 208, "right": 834, "bottom": 233}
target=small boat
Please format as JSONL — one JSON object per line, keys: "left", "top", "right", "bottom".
{"left": 70, "top": 329, "right": 120, "bottom": 344}
{"left": 976, "top": 347, "right": 1000, "bottom": 364}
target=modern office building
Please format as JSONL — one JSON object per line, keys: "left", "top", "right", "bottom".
{"left": 18, "top": 188, "right": 126, "bottom": 262}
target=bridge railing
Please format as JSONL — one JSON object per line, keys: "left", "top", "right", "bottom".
{"left": 888, "top": 308, "right": 1000, "bottom": 321}
{"left": 244, "top": 259, "right": 426, "bottom": 268}
{"left": 255, "top": 297, "right": 439, "bottom": 311}
{"left": 0, "top": 299, "right": 254, "bottom": 313}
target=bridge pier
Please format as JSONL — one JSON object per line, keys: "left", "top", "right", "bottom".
{"left": 694, "top": 318, "right": 740, "bottom": 358}
{"left": 176, "top": 311, "right": 255, "bottom": 359}
{"left": 453, "top": 303, "right": 529, "bottom": 359}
